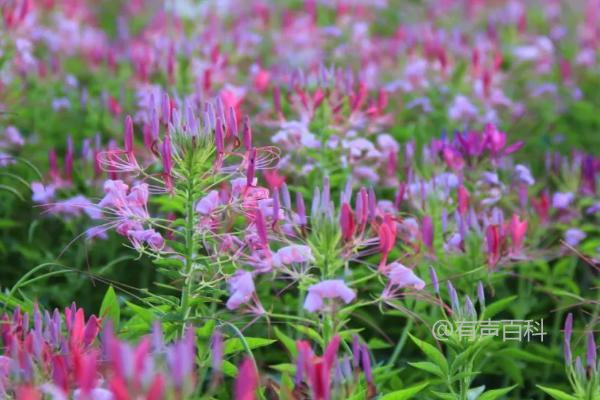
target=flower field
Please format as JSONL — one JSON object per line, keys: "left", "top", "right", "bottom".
{"left": 0, "top": 0, "right": 599, "bottom": 399}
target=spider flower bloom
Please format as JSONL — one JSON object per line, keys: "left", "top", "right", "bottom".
{"left": 271, "top": 245, "right": 314, "bottom": 267}
{"left": 235, "top": 358, "right": 259, "bottom": 400}
{"left": 564, "top": 228, "right": 586, "bottom": 247}
{"left": 226, "top": 271, "right": 256, "bottom": 310}
{"left": 304, "top": 280, "right": 356, "bottom": 312}
{"left": 387, "top": 263, "right": 425, "bottom": 290}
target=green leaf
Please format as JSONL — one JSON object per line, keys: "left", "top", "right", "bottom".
{"left": 222, "top": 360, "right": 238, "bottom": 377}
{"left": 125, "top": 301, "right": 154, "bottom": 326}
{"left": 274, "top": 327, "right": 298, "bottom": 357}
{"left": 380, "top": 382, "right": 429, "bottom": 400}
{"left": 224, "top": 337, "right": 276, "bottom": 355}
{"left": 408, "top": 361, "right": 444, "bottom": 377}
{"left": 535, "top": 386, "right": 578, "bottom": 400}
{"left": 482, "top": 296, "right": 517, "bottom": 320}
{"left": 408, "top": 334, "right": 449, "bottom": 375}
{"left": 99, "top": 286, "right": 120, "bottom": 328}
{"left": 368, "top": 337, "right": 393, "bottom": 350}
{"left": 478, "top": 385, "right": 517, "bottom": 400}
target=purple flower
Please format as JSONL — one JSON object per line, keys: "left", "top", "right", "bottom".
{"left": 387, "top": 263, "right": 425, "bottom": 290}
{"left": 304, "top": 280, "right": 356, "bottom": 312}
{"left": 564, "top": 313, "right": 573, "bottom": 364}
{"left": 552, "top": 192, "right": 573, "bottom": 209}
{"left": 31, "top": 182, "right": 56, "bottom": 203}
{"left": 226, "top": 271, "right": 255, "bottom": 310}
{"left": 196, "top": 191, "right": 220, "bottom": 215}
{"left": 272, "top": 245, "right": 314, "bottom": 267}
{"left": 564, "top": 228, "right": 586, "bottom": 246}
{"left": 587, "top": 331, "right": 597, "bottom": 370}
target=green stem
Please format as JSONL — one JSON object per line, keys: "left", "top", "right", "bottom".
{"left": 179, "top": 158, "right": 197, "bottom": 336}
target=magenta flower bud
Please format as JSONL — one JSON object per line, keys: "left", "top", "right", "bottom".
{"left": 242, "top": 115, "right": 252, "bottom": 150}
{"left": 124, "top": 115, "right": 134, "bottom": 154}
{"left": 340, "top": 203, "right": 356, "bottom": 242}
{"left": 228, "top": 106, "right": 238, "bottom": 138}
{"left": 464, "top": 296, "right": 476, "bottom": 319}
{"left": 564, "top": 313, "right": 573, "bottom": 364}
{"left": 367, "top": 187, "right": 376, "bottom": 221}
{"left": 246, "top": 148, "right": 256, "bottom": 187}
{"left": 215, "top": 117, "right": 224, "bottom": 154}
{"left": 235, "top": 358, "right": 259, "bottom": 400}
{"left": 429, "top": 266, "right": 439, "bottom": 293}
{"left": 447, "top": 281, "right": 460, "bottom": 314}
{"left": 311, "top": 187, "right": 321, "bottom": 218}
{"left": 587, "top": 331, "right": 596, "bottom": 370}
{"left": 356, "top": 187, "right": 368, "bottom": 225}
{"left": 575, "top": 356, "right": 585, "bottom": 378}
{"left": 296, "top": 192, "right": 307, "bottom": 226}
{"left": 255, "top": 209, "right": 268, "bottom": 248}
{"left": 272, "top": 190, "right": 280, "bottom": 227}
{"left": 352, "top": 335, "right": 360, "bottom": 368}
{"left": 361, "top": 345, "right": 373, "bottom": 383}
{"left": 273, "top": 86, "right": 282, "bottom": 117}
{"left": 161, "top": 92, "right": 171, "bottom": 125}
{"left": 211, "top": 329, "right": 223, "bottom": 372}
{"left": 161, "top": 134, "right": 172, "bottom": 176}
{"left": 281, "top": 184, "right": 292, "bottom": 211}
{"left": 477, "top": 281, "right": 485, "bottom": 307}
{"left": 422, "top": 215, "right": 434, "bottom": 250}
{"left": 64, "top": 136, "right": 74, "bottom": 182}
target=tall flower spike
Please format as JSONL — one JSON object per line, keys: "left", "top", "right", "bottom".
{"left": 215, "top": 117, "right": 224, "bottom": 155}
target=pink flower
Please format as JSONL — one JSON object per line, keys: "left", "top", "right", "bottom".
{"left": 195, "top": 191, "right": 220, "bottom": 215}
{"left": 271, "top": 245, "right": 314, "bottom": 267}
{"left": 128, "top": 229, "right": 165, "bottom": 251}
{"left": 226, "top": 271, "right": 256, "bottom": 310}
{"left": 31, "top": 182, "right": 55, "bottom": 203}
{"left": 386, "top": 262, "right": 425, "bottom": 290}
{"left": 508, "top": 214, "right": 527, "bottom": 256}
{"left": 304, "top": 280, "right": 356, "bottom": 312}
{"left": 296, "top": 336, "right": 340, "bottom": 400}
{"left": 235, "top": 358, "right": 259, "bottom": 400}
